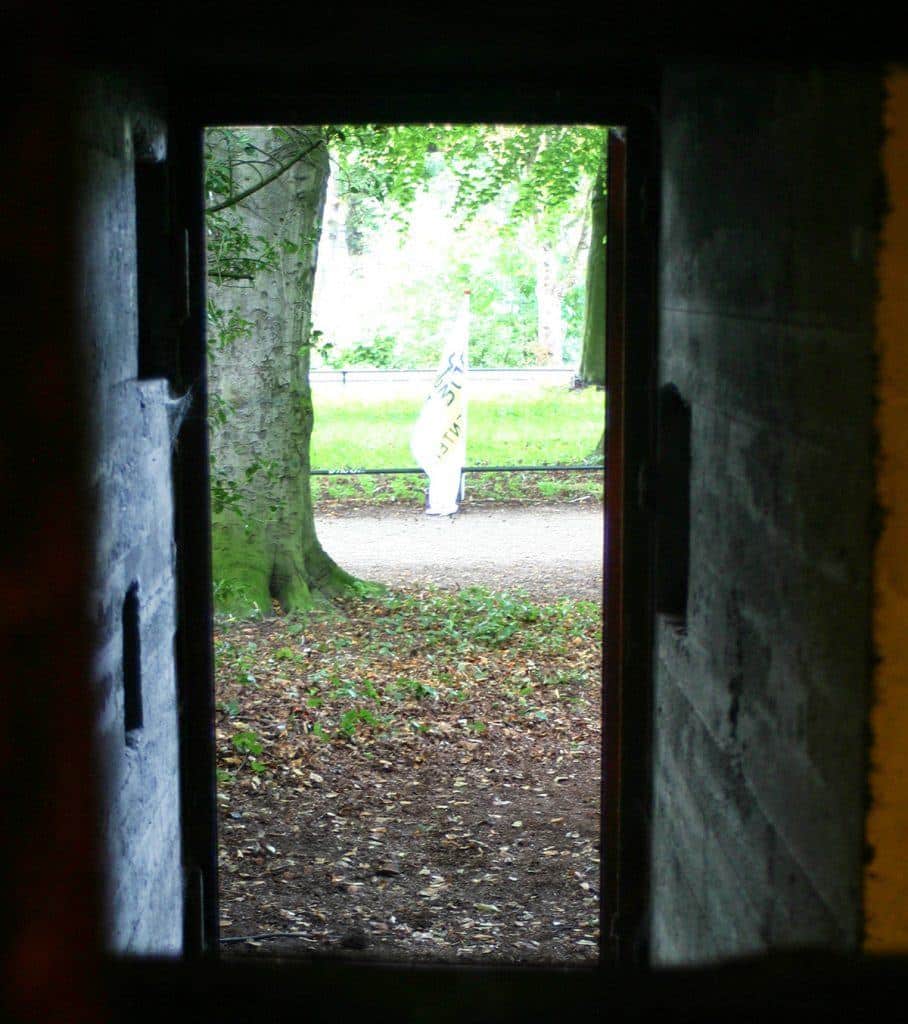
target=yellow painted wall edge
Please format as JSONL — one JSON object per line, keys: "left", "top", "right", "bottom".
{"left": 867, "top": 65, "right": 908, "bottom": 951}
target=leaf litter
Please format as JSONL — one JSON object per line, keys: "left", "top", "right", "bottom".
{"left": 215, "top": 584, "right": 601, "bottom": 964}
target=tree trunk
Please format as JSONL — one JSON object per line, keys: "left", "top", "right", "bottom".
{"left": 207, "top": 128, "right": 356, "bottom": 615}
{"left": 578, "top": 158, "right": 607, "bottom": 386}
{"left": 533, "top": 239, "right": 564, "bottom": 366}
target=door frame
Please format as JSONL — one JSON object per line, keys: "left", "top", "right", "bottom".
{"left": 169, "top": 76, "right": 660, "bottom": 968}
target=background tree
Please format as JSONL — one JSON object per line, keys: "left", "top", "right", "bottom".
{"left": 207, "top": 126, "right": 356, "bottom": 615}
{"left": 577, "top": 161, "right": 607, "bottom": 387}
{"left": 578, "top": 162, "right": 607, "bottom": 457}
{"left": 321, "top": 124, "right": 606, "bottom": 369}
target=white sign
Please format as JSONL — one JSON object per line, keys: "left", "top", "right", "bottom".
{"left": 411, "top": 294, "right": 469, "bottom": 515}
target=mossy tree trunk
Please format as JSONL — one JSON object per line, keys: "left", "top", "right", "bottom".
{"left": 207, "top": 127, "right": 356, "bottom": 616}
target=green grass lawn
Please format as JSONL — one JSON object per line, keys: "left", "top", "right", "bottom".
{"left": 312, "top": 386, "right": 603, "bottom": 468}
{"left": 311, "top": 384, "right": 604, "bottom": 505}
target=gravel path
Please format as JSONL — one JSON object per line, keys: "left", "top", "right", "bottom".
{"left": 315, "top": 502, "right": 604, "bottom": 601}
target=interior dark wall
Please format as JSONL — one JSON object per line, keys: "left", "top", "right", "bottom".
{"left": 651, "top": 65, "right": 882, "bottom": 962}
{"left": 4, "top": 4, "right": 908, "bottom": 1015}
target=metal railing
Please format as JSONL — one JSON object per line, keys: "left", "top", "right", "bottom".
{"left": 311, "top": 463, "right": 604, "bottom": 476}
{"left": 310, "top": 367, "right": 578, "bottom": 387}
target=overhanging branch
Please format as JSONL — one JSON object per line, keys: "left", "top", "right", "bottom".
{"left": 206, "top": 138, "right": 325, "bottom": 215}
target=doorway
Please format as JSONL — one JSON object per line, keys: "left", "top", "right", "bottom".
{"left": 173, "top": 97, "right": 657, "bottom": 973}
{"left": 205, "top": 122, "right": 607, "bottom": 964}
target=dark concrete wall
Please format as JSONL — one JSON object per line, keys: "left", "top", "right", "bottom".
{"left": 74, "top": 73, "right": 183, "bottom": 953}
{"left": 651, "top": 67, "right": 881, "bottom": 962}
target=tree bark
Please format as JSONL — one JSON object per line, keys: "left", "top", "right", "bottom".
{"left": 578, "top": 159, "right": 607, "bottom": 387}
{"left": 207, "top": 127, "right": 356, "bottom": 615}
{"left": 534, "top": 239, "right": 564, "bottom": 366}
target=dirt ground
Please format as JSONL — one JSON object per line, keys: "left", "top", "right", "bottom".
{"left": 315, "top": 500, "right": 604, "bottom": 601}
{"left": 218, "top": 503, "right": 603, "bottom": 965}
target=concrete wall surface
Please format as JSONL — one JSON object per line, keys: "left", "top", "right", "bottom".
{"left": 651, "top": 66, "right": 881, "bottom": 962}
{"left": 75, "top": 73, "right": 183, "bottom": 953}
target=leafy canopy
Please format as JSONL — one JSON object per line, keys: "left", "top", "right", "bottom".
{"left": 332, "top": 124, "right": 606, "bottom": 238}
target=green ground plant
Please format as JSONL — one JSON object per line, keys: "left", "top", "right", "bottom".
{"left": 312, "top": 469, "right": 603, "bottom": 506}
{"left": 214, "top": 586, "right": 600, "bottom": 751}
{"left": 230, "top": 730, "right": 267, "bottom": 774}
